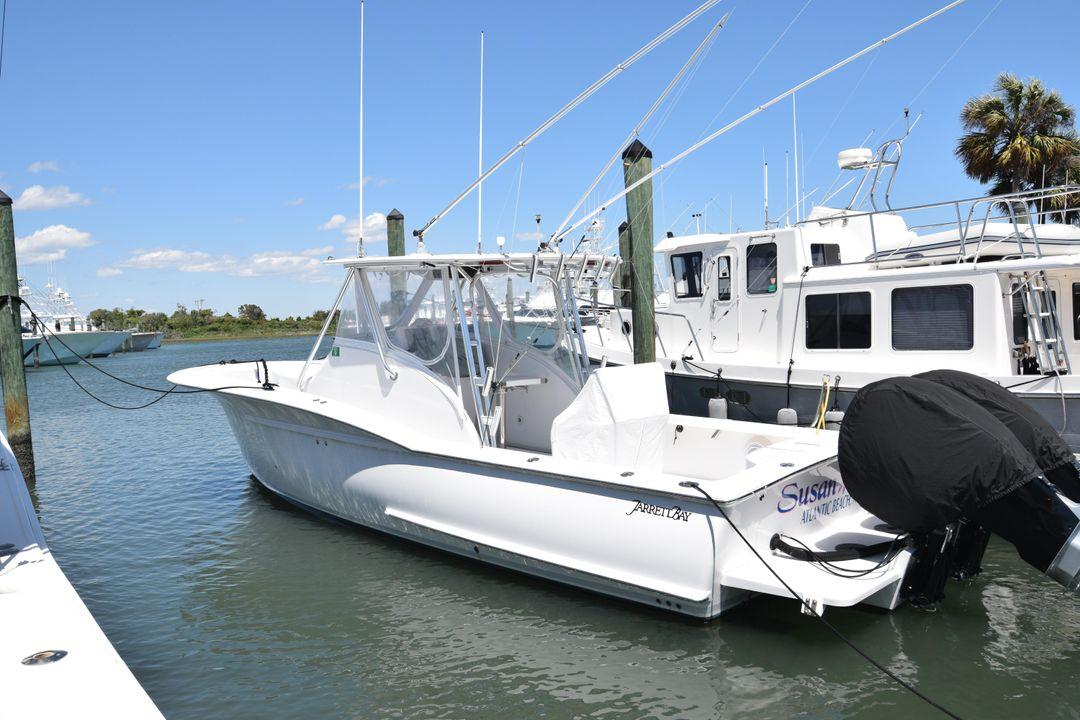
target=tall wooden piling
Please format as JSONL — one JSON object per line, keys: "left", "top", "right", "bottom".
{"left": 621, "top": 139, "right": 655, "bottom": 365}
{"left": 387, "top": 208, "right": 406, "bottom": 314}
{"left": 617, "top": 220, "right": 632, "bottom": 309}
{"left": 386, "top": 208, "right": 405, "bottom": 257}
{"left": 0, "top": 191, "right": 34, "bottom": 485}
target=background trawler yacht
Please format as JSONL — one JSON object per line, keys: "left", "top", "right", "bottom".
{"left": 583, "top": 141, "right": 1080, "bottom": 447}
{"left": 17, "top": 279, "right": 130, "bottom": 366}
{"left": 171, "top": 252, "right": 947, "bottom": 619}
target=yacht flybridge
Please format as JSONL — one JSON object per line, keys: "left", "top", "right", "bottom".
{"left": 171, "top": 252, "right": 928, "bottom": 619}
{"left": 583, "top": 145, "right": 1080, "bottom": 448}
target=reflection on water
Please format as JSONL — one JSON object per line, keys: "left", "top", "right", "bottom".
{"left": 17, "top": 336, "right": 1080, "bottom": 719}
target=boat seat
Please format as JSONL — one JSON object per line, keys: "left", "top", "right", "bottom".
{"left": 550, "top": 362, "right": 669, "bottom": 471}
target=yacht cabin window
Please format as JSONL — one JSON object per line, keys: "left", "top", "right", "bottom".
{"left": 805, "top": 292, "right": 871, "bottom": 349}
{"left": 746, "top": 242, "right": 778, "bottom": 295}
{"left": 891, "top": 284, "right": 974, "bottom": 351}
{"left": 716, "top": 256, "right": 732, "bottom": 301}
{"left": 810, "top": 243, "right": 841, "bottom": 267}
{"left": 670, "top": 252, "right": 704, "bottom": 298}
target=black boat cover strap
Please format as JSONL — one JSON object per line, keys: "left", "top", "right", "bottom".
{"left": 838, "top": 377, "right": 1042, "bottom": 534}
{"left": 915, "top": 369, "right": 1080, "bottom": 502}
{"left": 769, "top": 534, "right": 901, "bottom": 562}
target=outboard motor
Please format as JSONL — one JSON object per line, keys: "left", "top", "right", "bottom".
{"left": 914, "top": 370, "right": 1079, "bottom": 580}
{"left": 838, "top": 377, "right": 1080, "bottom": 599}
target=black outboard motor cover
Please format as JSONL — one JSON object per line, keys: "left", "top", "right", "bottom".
{"left": 838, "top": 377, "right": 1042, "bottom": 534}
{"left": 915, "top": 369, "right": 1080, "bottom": 502}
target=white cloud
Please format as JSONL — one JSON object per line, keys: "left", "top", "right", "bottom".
{"left": 122, "top": 249, "right": 214, "bottom": 271}
{"left": 27, "top": 161, "right": 60, "bottom": 174}
{"left": 319, "top": 213, "right": 347, "bottom": 231}
{"left": 118, "top": 244, "right": 336, "bottom": 282}
{"left": 284, "top": 197, "right": 304, "bottom": 207}
{"left": 16, "top": 224, "right": 94, "bottom": 264}
{"left": 343, "top": 211, "right": 387, "bottom": 245}
{"left": 96, "top": 266, "right": 122, "bottom": 277}
{"left": 515, "top": 231, "right": 543, "bottom": 242}
{"left": 14, "top": 185, "right": 90, "bottom": 211}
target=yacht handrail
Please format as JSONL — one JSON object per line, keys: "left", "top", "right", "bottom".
{"left": 812, "top": 184, "right": 1080, "bottom": 263}
{"left": 583, "top": 298, "right": 706, "bottom": 361}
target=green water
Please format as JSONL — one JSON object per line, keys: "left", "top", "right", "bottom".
{"left": 20, "top": 336, "right": 1080, "bottom": 718}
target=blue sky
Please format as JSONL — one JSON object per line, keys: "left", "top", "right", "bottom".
{"left": 2, "top": 0, "right": 1078, "bottom": 317}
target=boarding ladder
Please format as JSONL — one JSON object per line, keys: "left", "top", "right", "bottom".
{"left": 1018, "top": 269, "right": 1071, "bottom": 374}
{"left": 1005, "top": 205, "right": 1071, "bottom": 374}
{"left": 450, "top": 268, "right": 499, "bottom": 446}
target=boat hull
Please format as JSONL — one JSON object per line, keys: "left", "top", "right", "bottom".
{"left": 121, "top": 332, "right": 158, "bottom": 352}
{"left": 212, "top": 391, "right": 910, "bottom": 619}
{"left": 24, "top": 331, "right": 105, "bottom": 367}
{"left": 88, "top": 331, "right": 131, "bottom": 358}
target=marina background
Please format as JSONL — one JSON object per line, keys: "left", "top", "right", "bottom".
{"left": 0, "top": 0, "right": 1076, "bottom": 318}
{"left": 25, "top": 334, "right": 1080, "bottom": 718}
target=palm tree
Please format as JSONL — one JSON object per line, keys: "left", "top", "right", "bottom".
{"left": 956, "top": 73, "right": 1079, "bottom": 218}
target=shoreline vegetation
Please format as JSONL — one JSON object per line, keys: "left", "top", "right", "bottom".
{"left": 88, "top": 304, "right": 335, "bottom": 344}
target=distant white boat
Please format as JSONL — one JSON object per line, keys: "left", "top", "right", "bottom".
{"left": 89, "top": 330, "right": 132, "bottom": 358}
{"left": 122, "top": 331, "right": 165, "bottom": 352}
{"left": 22, "top": 329, "right": 104, "bottom": 367}
{"left": 0, "top": 432, "right": 163, "bottom": 718}
{"left": 17, "top": 280, "right": 128, "bottom": 365}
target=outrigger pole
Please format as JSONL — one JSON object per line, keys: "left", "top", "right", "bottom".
{"left": 412, "top": 0, "right": 724, "bottom": 241}
{"left": 550, "top": 12, "right": 731, "bottom": 246}
{"left": 551, "top": 0, "right": 966, "bottom": 245}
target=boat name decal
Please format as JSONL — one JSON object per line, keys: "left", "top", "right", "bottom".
{"left": 777, "top": 479, "right": 852, "bottom": 523}
{"left": 626, "top": 500, "right": 691, "bottom": 522}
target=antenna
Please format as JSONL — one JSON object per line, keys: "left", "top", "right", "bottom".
{"left": 476, "top": 30, "right": 485, "bottom": 254}
{"left": 763, "top": 150, "right": 769, "bottom": 228}
{"left": 792, "top": 93, "right": 800, "bottom": 223}
{"left": 550, "top": 0, "right": 967, "bottom": 244}
{"left": 784, "top": 150, "right": 790, "bottom": 226}
{"left": 357, "top": 0, "right": 365, "bottom": 257}
{"left": 692, "top": 212, "right": 702, "bottom": 234}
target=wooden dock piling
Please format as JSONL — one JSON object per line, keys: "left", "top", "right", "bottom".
{"left": 621, "top": 140, "right": 656, "bottom": 365}
{"left": 386, "top": 208, "right": 405, "bottom": 257}
{"left": 0, "top": 191, "right": 34, "bottom": 485}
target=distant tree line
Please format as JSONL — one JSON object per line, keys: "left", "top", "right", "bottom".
{"left": 87, "top": 304, "right": 335, "bottom": 339}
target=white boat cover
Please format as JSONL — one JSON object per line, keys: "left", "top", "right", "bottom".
{"left": 550, "top": 362, "right": 669, "bottom": 471}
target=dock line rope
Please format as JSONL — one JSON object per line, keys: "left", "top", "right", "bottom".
{"left": 13, "top": 298, "right": 277, "bottom": 410}
{"left": 679, "top": 480, "right": 964, "bottom": 720}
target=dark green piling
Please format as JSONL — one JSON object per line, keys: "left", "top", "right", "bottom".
{"left": 621, "top": 140, "right": 655, "bottom": 365}
{"left": 0, "top": 191, "right": 34, "bottom": 485}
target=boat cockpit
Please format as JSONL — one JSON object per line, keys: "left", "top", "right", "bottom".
{"left": 298, "top": 252, "right": 618, "bottom": 453}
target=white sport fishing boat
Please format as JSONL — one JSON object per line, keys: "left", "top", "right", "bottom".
{"left": 18, "top": 280, "right": 127, "bottom": 365}
{"left": 583, "top": 140, "right": 1080, "bottom": 447}
{"left": 0, "top": 432, "right": 163, "bottom": 718}
{"left": 172, "top": 252, "right": 920, "bottom": 619}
